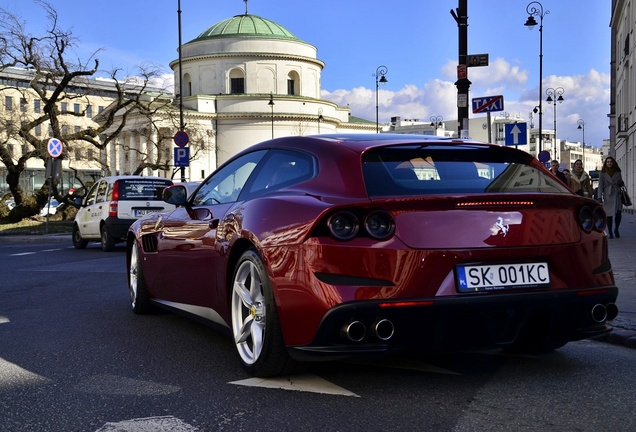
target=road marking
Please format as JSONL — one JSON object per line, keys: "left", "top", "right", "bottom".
{"left": 230, "top": 373, "right": 360, "bottom": 397}
{"left": 0, "top": 316, "right": 9, "bottom": 324}
{"left": 0, "top": 357, "right": 52, "bottom": 389}
{"left": 9, "top": 252, "right": 36, "bottom": 256}
{"left": 95, "top": 416, "right": 197, "bottom": 432}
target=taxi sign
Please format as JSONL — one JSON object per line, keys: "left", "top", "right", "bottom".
{"left": 47, "top": 138, "right": 63, "bottom": 158}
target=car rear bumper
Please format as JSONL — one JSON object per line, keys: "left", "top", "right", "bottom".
{"left": 287, "top": 286, "right": 618, "bottom": 362}
{"left": 104, "top": 217, "right": 136, "bottom": 241}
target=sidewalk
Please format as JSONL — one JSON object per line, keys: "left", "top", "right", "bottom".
{"left": 602, "top": 210, "right": 636, "bottom": 348}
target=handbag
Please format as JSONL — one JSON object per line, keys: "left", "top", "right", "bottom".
{"left": 620, "top": 186, "right": 632, "bottom": 206}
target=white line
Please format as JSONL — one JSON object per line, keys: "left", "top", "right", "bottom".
{"left": 9, "top": 252, "right": 36, "bottom": 256}
{"left": 230, "top": 373, "right": 360, "bottom": 397}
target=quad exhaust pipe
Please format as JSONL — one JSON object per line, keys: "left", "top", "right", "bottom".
{"left": 342, "top": 319, "right": 395, "bottom": 342}
{"left": 591, "top": 303, "right": 618, "bottom": 323}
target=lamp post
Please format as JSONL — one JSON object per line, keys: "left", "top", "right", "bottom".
{"left": 268, "top": 92, "right": 274, "bottom": 139}
{"left": 317, "top": 108, "right": 323, "bottom": 134}
{"left": 430, "top": 116, "right": 443, "bottom": 133}
{"left": 524, "top": 1, "right": 549, "bottom": 154}
{"left": 373, "top": 65, "right": 388, "bottom": 133}
{"left": 546, "top": 87, "right": 564, "bottom": 160}
{"left": 577, "top": 119, "right": 585, "bottom": 168}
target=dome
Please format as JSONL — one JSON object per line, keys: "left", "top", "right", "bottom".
{"left": 190, "top": 14, "right": 303, "bottom": 43}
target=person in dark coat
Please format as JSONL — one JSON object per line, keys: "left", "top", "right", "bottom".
{"left": 598, "top": 156, "right": 624, "bottom": 238}
{"left": 549, "top": 160, "right": 567, "bottom": 184}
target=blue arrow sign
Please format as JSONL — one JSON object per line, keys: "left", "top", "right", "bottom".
{"left": 504, "top": 123, "right": 527, "bottom": 146}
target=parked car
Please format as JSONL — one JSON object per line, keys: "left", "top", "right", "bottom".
{"left": 40, "top": 199, "right": 63, "bottom": 216}
{"left": 73, "top": 175, "right": 174, "bottom": 251}
{"left": 126, "top": 134, "right": 618, "bottom": 377}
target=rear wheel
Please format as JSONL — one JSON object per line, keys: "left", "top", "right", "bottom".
{"left": 129, "top": 241, "right": 152, "bottom": 314}
{"left": 231, "top": 249, "right": 297, "bottom": 377}
{"left": 72, "top": 224, "right": 88, "bottom": 249}
{"left": 101, "top": 224, "right": 115, "bottom": 252}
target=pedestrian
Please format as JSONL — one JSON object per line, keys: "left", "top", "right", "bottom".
{"left": 549, "top": 160, "right": 567, "bottom": 184}
{"left": 562, "top": 169, "right": 575, "bottom": 190}
{"left": 598, "top": 156, "right": 624, "bottom": 239}
{"left": 569, "top": 159, "right": 594, "bottom": 197}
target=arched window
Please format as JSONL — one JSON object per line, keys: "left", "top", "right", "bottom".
{"left": 287, "top": 71, "right": 300, "bottom": 96}
{"left": 229, "top": 68, "right": 245, "bottom": 94}
{"left": 183, "top": 73, "right": 192, "bottom": 97}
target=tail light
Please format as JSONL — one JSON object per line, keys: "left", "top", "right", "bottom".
{"left": 326, "top": 209, "right": 395, "bottom": 241}
{"left": 328, "top": 211, "right": 359, "bottom": 240}
{"left": 109, "top": 180, "right": 120, "bottom": 217}
{"left": 579, "top": 205, "right": 606, "bottom": 233}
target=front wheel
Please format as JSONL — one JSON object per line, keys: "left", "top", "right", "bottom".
{"left": 129, "top": 240, "right": 152, "bottom": 314}
{"left": 231, "top": 249, "right": 297, "bottom": 377}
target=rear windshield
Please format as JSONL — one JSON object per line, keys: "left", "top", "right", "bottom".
{"left": 362, "top": 145, "right": 571, "bottom": 197}
{"left": 117, "top": 179, "right": 173, "bottom": 200}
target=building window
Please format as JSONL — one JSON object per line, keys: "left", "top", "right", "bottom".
{"left": 34, "top": 99, "right": 41, "bottom": 113}
{"left": 287, "top": 79, "right": 295, "bottom": 95}
{"left": 5, "top": 96, "right": 13, "bottom": 111}
{"left": 74, "top": 103, "right": 80, "bottom": 114}
{"left": 61, "top": 102, "right": 68, "bottom": 112}
{"left": 35, "top": 124, "right": 41, "bottom": 136}
{"left": 287, "top": 71, "right": 300, "bottom": 96}
{"left": 62, "top": 125, "right": 68, "bottom": 135}
{"left": 20, "top": 98, "right": 27, "bottom": 112}
{"left": 98, "top": 106, "right": 104, "bottom": 113}
{"left": 86, "top": 104, "right": 92, "bottom": 118}
{"left": 230, "top": 77, "right": 245, "bottom": 94}
{"left": 88, "top": 149, "right": 94, "bottom": 160}
{"left": 75, "top": 149, "right": 82, "bottom": 159}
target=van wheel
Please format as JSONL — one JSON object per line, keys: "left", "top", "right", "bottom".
{"left": 101, "top": 225, "right": 115, "bottom": 252}
{"left": 72, "top": 224, "right": 88, "bottom": 249}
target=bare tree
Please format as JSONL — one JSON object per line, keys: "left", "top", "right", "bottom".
{"left": 0, "top": 1, "right": 173, "bottom": 221}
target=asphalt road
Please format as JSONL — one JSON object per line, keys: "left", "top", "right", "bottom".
{"left": 0, "top": 238, "right": 635, "bottom": 431}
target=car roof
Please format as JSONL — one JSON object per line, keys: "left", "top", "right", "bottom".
{"left": 97, "top": 175, "right": 173, "bottom": 183}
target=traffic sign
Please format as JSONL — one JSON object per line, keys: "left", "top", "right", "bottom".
{"left": 47, "top": 138, "right": 63, "bottom": 158}
{"left": 538, "top": 150, "right": 551, "bottom": 163}
{"left": 173, "top": 130, "right": 189, "bottom": 148}
{"left": 174, "top": 147, "right": 190, "bottom": 167}
{"left": 472, "top": 95, "right": 504, "bottom": 114}
{"left": 466, "top": 54, "right": 489, "bottom": 67}
{"left": 457, "top": 64, "right": 467, "bottom": 79}
{"left": 504, "top": 122, "right": 527, "bottom": 146}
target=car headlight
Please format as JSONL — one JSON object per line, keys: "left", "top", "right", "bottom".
{"left": 364, "top": 210, "right": 395, "bottom": 240}
{"left": 328, "top": 211, "right": 359, "bottom": 240}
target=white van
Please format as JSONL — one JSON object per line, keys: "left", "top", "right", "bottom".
{"left": 73, "top": 175, "right": 174, "bottom": 251}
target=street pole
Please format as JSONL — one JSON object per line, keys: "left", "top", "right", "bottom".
{"left": 373, "top": 66, "right": 388, "bottom": 133}
{"left": 451, "top": 0, "right": 470, "bottom": 138}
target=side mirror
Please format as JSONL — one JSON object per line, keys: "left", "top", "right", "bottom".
{"left": 163, "top": 185, "right": 188, "bottom": 206}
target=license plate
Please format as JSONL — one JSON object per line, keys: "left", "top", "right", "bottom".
{"left": 134, "top": 209, "right": 160, "bottom": 217}
{"left": 456, "top": 262, "right": 550, "bottom": 292}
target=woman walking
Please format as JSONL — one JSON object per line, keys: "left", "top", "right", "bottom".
{"left": 570, "top": 159, "right": 594, "bottom": 197}
{"left": 598, "top": 156, "right": 624, "bottom": 238}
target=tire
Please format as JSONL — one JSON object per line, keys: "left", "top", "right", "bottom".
{"left": 129, "top": 241, "right": 152, "bottom": 314}
{"left": 101, "top": 224, "right": 115, "bottom": 252}
{"left": 72, "top": 224, "right": 88, "bottom": 249}
{"left": 231, "top": 249, "right": 297, "bottom": 377}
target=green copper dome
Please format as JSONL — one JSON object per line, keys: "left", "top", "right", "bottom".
{"left": 192, "top": 14, "right": 302, "bottom": 42}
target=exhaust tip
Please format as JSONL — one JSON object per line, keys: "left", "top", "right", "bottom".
{"left": 591, "top": 304, "right": 607, "bottom": 323}
{"left": 373, "top": 319, "right": 395, "bottom": 341}
{"left": 342, "top": 321, "right": 366, "bottom": 342}
{"left": 605, "top": 303, "right": 618, "bottom": 321}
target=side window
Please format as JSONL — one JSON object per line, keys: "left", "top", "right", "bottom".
{"left": 246, "top": 150, "right": 315, "bottom": 196}
{"left": 95, "top": 181, "right": 108, "bottom": 203}
{"left": 84, "top": 183, "right": 99, "bottom": 206}
{"left": 192, "top": 150, "right": 267, "bottom": 206}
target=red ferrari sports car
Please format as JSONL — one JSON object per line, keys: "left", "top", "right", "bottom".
{"left": 126, "top": 134, "right": 618, "bottom": 377}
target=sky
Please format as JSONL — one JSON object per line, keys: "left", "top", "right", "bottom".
{"left": 2, "top": 0, "right": 612, "bottom": 149}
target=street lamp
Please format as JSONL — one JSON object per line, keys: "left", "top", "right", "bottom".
{"left": 268, "top": 92, "right": 274, "bottom": 139}
{"left": 430, "top": 115, "right": 443, "bottom": 131}
{"left": 577, "top": 119, "right": 585, "bottom": 167}
{"left": 373, "top": 65, "right": 388, "bottom": 133}
{"left": 524, "top": 1, "right": 549, "bottom": 153}
{"left": 317, "top": 108, "right": 324, "bottom": 134}
{"left": 546, "top": 86, "right": 564, "bottom": 160}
